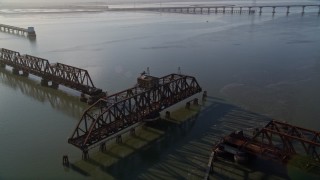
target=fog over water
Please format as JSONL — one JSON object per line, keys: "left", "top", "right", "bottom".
{"left": 0, "top": 0, "right": 319, "bottom": 179}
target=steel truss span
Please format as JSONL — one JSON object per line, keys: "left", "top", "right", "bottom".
{"left": 0, "top": 48, "right": 102, "bottom": 96}
{"left": 243, "top": 120, "right": 320, "bottom": 161}
{"left": 68, "top": 74, "right": 202, "bottom": 150}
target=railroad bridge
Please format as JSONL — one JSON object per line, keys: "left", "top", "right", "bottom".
{"left": 68, "top": 73, "right": 202, "bottom": 158}
{"left": 0, "top": 48, "right": 104, "bottom": 102}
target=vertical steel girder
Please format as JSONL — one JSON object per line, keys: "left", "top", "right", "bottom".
{"left": 68, "top": 74, "right": 202, "bottom": 150}
{"left": 244, "top": 120, "right": 320, "bottom": 161}
{"left": 0, "top": 48, "right": 100, "bottom": 95}
{"left": 50, "top": 63, "right": 96, "bottom": 94}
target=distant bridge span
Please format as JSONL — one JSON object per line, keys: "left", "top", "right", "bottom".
{"left": 0, "top": 48, "right": 104, "bottom": 101}
{"left": 68, "top": 73, "right": 202, "bottom": 157}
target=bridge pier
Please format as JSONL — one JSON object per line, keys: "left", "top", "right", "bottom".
{"left": 286, "top": 6, "right": 290, "bottom": 14}
{"left": 202, "top": 91, "right": 207, "bottom": 100}
{"left": 82, "top": 150, "right": 89, "bottom": 160}
{"left": 22, "top": 71, "right": 29, "bottom": 77}
{"left": 130, "top": 128, "right": 136, "bottom": 136}
{"left": 165, "top": 111, "right": 171, "bottom": 119}
{"left": 272, "top": 7, "right": 276, "bottom": 14}
{"left": 116, "top": 135, "right": 122, "bottom": 144}
{"left": 248, "top": 7, "right": 252, "bottom": 14}
{"left": 12, "top": 68, "right": 20, "bottom": 75}
{"left": 41, "top": 79, "right": 49, "bottom": 86}
{"left": 185, "top": 102, "right": 191, "bottom": 109}
{"left": 208, "top": 8, "right": 210, "bottom": 14}
{"left": 231, "top": 7, "right": 234, "bottom": 13}
{"left": 318, "top": 6, "right": 320, "bottom": 14}
{"left": 215, "top": 7, "right": 218, "bottom": 13}
{"left": 200, "top": 8, "right": 203, "bottom": 14}
{"left": 99, "top": 143, "right": 106, "bottom": 152}
{"left": 223, "top": 7, "right": 225, "bottom": 13}
{"left": 80, "top": 93, "right": 87, "bottom": 103}
{"left": 302, "top": 6, "right": 305, "bottom": 13}
{"left": 240, "top": 7, "right": 242, "bottom": 14}
{"left": 51, "top": 82, "right": 59, "bottom": 89}
{"left": 259, "top": 7, "right": 262, "bottom": 14}
{"left": 193, "top": 98, "right": 199, "bottom": 105}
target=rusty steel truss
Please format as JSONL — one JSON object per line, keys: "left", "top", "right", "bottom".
{"left": 224, "top": 120, "right": 320, "bottom": 162}
{"left": 68, "top": 74, "right": 202, "bottom": 151}
{"left": 244, "top": 120, "right": 320, "bottom": 161}
{"left": 0, "top": 48, "right": 102, "bottom": 96}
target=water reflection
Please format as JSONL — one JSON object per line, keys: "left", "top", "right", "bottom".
{"left": 0, "top": 68, "right": 87, "bottom": 118}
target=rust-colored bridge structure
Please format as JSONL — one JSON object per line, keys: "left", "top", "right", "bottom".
{"left": 68, "top": 73, "right": 202, "bottom": 158}
{"left": 0, "top": 48, "right": 104, "bottom": 102}
{"left": 222, "top": 120, "right": 320, "bottom": 162}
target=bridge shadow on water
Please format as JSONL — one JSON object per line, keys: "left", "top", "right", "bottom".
{"left": 68, "top": 95, "right": 293, "bottom": 179}
{"left": 0, "top": 67, "right": 87, "bottom": 119}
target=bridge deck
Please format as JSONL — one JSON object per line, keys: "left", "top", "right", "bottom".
{"left": 68, "top": 73, "right": 202, "bottom": 151}
{"left": 0, "top": 24, "right": 28, "bottom": 32}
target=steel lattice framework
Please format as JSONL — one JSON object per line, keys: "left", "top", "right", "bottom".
{"left": 68, "top": 74, "right": 202, "bottom": 150}
{"left": 0, "top": 48, "right": 101, "bottom": 96}
{"left": 243, "top": 120, "right": 320, "bottom": 161}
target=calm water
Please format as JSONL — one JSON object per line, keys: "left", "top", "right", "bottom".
{"left": 0, "top": 0, "right": 320, "bottom": 179}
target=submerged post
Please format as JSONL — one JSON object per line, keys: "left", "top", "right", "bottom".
{"left": 302, "top": 6, "right": 306, "bottom": 14}
{"left": 62, "top": 155, "right": 69, "bottom": 167}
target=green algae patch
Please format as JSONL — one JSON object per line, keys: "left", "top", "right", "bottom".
{"left": 287, "top": 155, "right": 320, "bottom": 179}
{"left": 71, "top": 125, "right": 165, "bottom": 178}
{"left": 165, "top": 104, "right": 201, "bottom": 124}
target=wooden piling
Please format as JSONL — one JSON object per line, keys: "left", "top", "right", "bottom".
{"left": 62, "top": 155, "right": 69, "bottom": 166}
